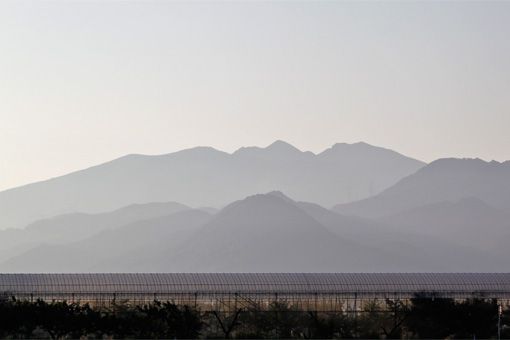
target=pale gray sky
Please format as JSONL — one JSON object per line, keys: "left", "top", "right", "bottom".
{"left": 1, "top": 1, "right": 509, "bottom": 191}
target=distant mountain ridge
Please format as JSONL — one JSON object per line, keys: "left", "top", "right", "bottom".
{"left": 1, "top": 191, "right": 506, "bottom": 273}
{"left": 380, "top": 197, "right": 510, "bottom": 253}
{"left": 0, "top": 141, "right": 425, "bottom": 229}
{"left": 334, "top": 158, "right": 510, "bottom": 218}
{"left": 1, "top": 153, "right": 509, "bottom": 272}
{"left": 0, "top": 201, "right": 190, "bottom": 263}
{"left": 332, "top": 158, "right": 510, "bottom": 258}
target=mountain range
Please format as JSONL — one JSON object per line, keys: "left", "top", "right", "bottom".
{"left": 335, "top": 158, "right": 510, "bottom": 218}
{"left": 1, "top": 141, "right": 509, "bottom": 272}
{"left": 1, "top": 191, "right": 506, "bottom": 272}
{"left": 0, "top": 141, "right": 424, "bottom": 230}
{"left": 0, "top": 202, "right": 190, "bottom": 263}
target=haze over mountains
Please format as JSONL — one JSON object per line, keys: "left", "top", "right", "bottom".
{"left": 0, "top": 202, "right": 190, "bottom": 263}
{"left": 381, "top": 197, "right": 510, "bottom": 254}
{"left": 1, "top": 141, "right": 509, "bottom": 272}
{"left": 334, "top": 158, "right": 510, "bottom": 218}
{"left": 1, "top": 192, "right": 506, "bottom": 272}
{"left": 0, "top": 141, "right": 424, "bottom": 230}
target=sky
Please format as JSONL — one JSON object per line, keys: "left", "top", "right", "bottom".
{"left": 1, "top": 1, "right": 509, "bottom": 192}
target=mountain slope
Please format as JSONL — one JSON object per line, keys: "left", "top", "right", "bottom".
{"left": 0, "top": 209, "right": 211, "bottom": 272}
{"left": 127, "top": 192, "right": 403, "bottom": 272}
{"left": 0, "top": 192, "right": 506, "bottom": 272}
{"left": 334, "top": 158, "right": 510, "bottom": 218}
{"left": 0, "top": 141, "right": 424, "bottom": 229}
{"left": 295, "top": 200, "right": 505, "bottom": 272}
{"left": 100, "top": 192, "right": 506, "bottom": 272}
{"left": 381, "top": 197, "right": 510, "bottom": 253}
{"left": 0, "top": 201, "right": 189, "bottom": 262}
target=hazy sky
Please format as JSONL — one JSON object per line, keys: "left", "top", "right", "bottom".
{"left": 1, "top": 1, "right": 509, "bottom": 191}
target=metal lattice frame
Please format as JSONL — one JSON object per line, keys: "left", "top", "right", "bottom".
{"left": 1, "top": 273, "right": 509, "bottom": 311}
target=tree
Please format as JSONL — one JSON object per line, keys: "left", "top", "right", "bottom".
{"left": 36, "top": 300, "right": 89, "bottom": 339}
{"left": 305, "top": 311, "right": 355, "bottom": 339}
{"left": 406, "top": 295, "right": 457, "bottom": 338}
{"left": 237, "top": 301, "right": 310, "bottom": 339}
{"left": 454, "top": 298, "right": 498, "bottom": 339}
{"left": 212, "top": 308, "right": 243, "bottom": 339}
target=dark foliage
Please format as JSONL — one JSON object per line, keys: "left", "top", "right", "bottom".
{"left": 0, "top": 294, "right": 506, "bottom": 339}
{"left": 0, "top": 298, "right": 201, "bottom": 339}
{"left": 406, "top": 295, "right": 501, "bottom": 339}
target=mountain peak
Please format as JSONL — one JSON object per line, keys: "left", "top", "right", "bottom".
{"left": 331, "top": 141, "right": 370, "bottom": 149}
{"left": 336, "top": 155, "right": 510, "bottom": 218}
{"left": 240, "top": 191, "right": 295, "bottom": 204}
{"left": 265, "top": 140, "right": 302, "bottom": 153}
{"left": 319, "top": 142, "right": 379, "bottom": 156}
{"left": 0, "top": 140, "right": 426, "bottom": 229}
{"left": 233, "top": 140, "right": 306, "bottom": 158}
{"left": 423, "top": 158, "right": 499, "bottom": 174}
{"left": 318, "top": 142, "right": 425, "bottom": 167}
{"left": 327, "top": 141, "right": 406, "bottom": 154}
{"left": 266, "top": 190, "right": 295, "bottom": 203}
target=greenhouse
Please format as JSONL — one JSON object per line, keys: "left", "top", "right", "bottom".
{"left": 1, "top": 273, "right": 509, "bottom": 311}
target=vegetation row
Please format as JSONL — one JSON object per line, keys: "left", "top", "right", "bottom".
{"left": 0, "top": 296, "right": 509, "bottom": 339}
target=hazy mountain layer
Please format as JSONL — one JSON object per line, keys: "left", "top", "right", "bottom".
{"left": 0, "top": 141, "right": 424, "bottom": 229}
{"left": 0, "top": 209, "right": 211, "bottom": 272}
{"left": 381, "top": 197, "right": 510, "bottom": 254}
{"left": 334, "top": 158, "right": 510, "bottom": 218}
{"left": 1, "top": 192, "right": 506, "bottom": 273}
{"left": 0, "top": 202, "right": 189, "bottom": 263}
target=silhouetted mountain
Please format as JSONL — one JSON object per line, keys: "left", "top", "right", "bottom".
{"left": 381, "top": 197, "right": 510, "bottom": 254}
{"left": 334, "top": 158, "right": 510, "bottom": 218}
{"left": 293, "top": 199, "right": 504, "bottom": 272}
{"left": 2, "top": 192, "right": 505, "bottom": 272}
{"left": 0, "top": 141, "right": 424, "bottom": 229}
{"left": 146, "top": 192, "right": 389, "bottom": 272}
{"left": 0, "top": 209, "right": 210, "bottom": 272}
{"left": 25, "top": 201, "right": 190, "bottom": 237}
{"left": 0, "top": 201, "right": 189, "bottom": 262}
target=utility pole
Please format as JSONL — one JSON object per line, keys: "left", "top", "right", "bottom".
{"left": 498, "top": 303, "right": 502, "bottom": 340}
